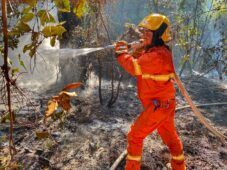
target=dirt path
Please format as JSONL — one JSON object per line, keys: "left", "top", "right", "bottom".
{"left": 0, "top": 77, "right": 226, "bottom": 170}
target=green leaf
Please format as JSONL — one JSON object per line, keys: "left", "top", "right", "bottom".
{"left": 73, "top": 0, "right": 89, "bottom": 18}
{"left": 19, "top": 60, "right": 27, "bottom": 71}
{"left": 22, "top": 6, "right": 32, "bottom": 14}
{"left": 16, "top": 21, "right": 31, "bottom": 34}
{"left": 12, "top": 68, "right": 20, "bottom": 76}
{"left": 73, "top": 0, "right": 87, "bottom": 18}
{"left": 21, "top": 13, "right": 34, "bottom": 22}
{"left": 23, "top": 0, "right": 37, "bottom": 7}
{"left": 18, "top": 54, "right": 27, "bottom": 71}
{"left": 23, "top": 44, "right": 37, "bottom": 58}
{"left": 42, "top": 25, "right": 66, "bottom": 38}
{"left": 0, "top": 45, "right": 3, "bottom": 55}
{"left": 38, "top": 10, "right": 55, "bottom": 26}
{"left": 23, "top": 44, "right": 32, "bottom": 53}
{"left": 54, "top": 0, "right": 70, "bottom": 12}
{"left": 50, "top": 36, "right": 56, "bottom": 47}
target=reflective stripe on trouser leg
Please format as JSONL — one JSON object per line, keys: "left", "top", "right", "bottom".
{"left": 172, "top": 153, "right": 184, "bottom": 161}
{"left": 171, "top": 153, "right": 186, "bottom": 170}
{"left": 127, "top": 154, "right": 142, "bottom": 162}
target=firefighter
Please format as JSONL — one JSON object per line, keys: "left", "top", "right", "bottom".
{"left": 114, "top": 13, "right": 186, "bottom": 170}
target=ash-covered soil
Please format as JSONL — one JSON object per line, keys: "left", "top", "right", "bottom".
{"left": 0, "top": 77, "right": 227, "bottom": 170}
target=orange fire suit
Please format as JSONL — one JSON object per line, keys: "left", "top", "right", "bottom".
{"left": 117, "top": 46, "right": 186, "bottom": 170}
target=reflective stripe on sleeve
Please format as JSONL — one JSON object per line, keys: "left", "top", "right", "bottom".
{"left": 132, "top": 59, "right": 142, "bottom": 75}
{"left": 127, "top": 154, "right": 142, "bottom": 162}
{"left": 131, "top": 59, "right": 175, "bottom": 81}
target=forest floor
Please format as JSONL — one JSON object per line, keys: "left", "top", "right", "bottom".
{"left": 0, "top": 76, "right": 227, "bottom": 170}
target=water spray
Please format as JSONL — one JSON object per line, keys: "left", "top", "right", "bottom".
{"left": 43, "top": 40, "right": 143, "bottom": 59}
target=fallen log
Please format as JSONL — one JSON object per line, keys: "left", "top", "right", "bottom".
{"left": 110, "top": 150, "right": 127, "bottom": 170}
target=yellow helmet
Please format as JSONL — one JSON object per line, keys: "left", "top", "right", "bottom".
{"left": 138, "top": 13, "right": 171, "bottom": 42}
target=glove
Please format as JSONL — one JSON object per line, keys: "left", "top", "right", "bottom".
{"left": 114, "top": 41, "right": 129, "bottom": 56}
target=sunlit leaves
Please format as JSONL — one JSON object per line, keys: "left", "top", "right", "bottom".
{"left": 23, "top": 0, "right": 37, "bottom": 7}
{"left": 21, "top": 13, "right": 34, "bottom": 22}
{"left": 23, "top": 32, "right": 40, "bottom": 57}
{"left": 22, "top": 6, "right": 32, "bottom": 14}
{"left": 211, "top": 0, "right": 227, "bottom": 20}
{"left": 180, "top": 54, "right": 190, "bottom": 66}
{"left": 62, "top": 82, "right": 82, "bottom": 91}
{"left": 73, "top": 0, "right": 88, "bottom": 18}
{"left": 44, "top": 82, "right": 81, "bottom": 122}
{"left": 23, "top": 44, "right": 38, "bottom": 57}
{"left": 10, "top": 21, "right": 31, "bottom": 36}
{"left": 53, "top": 91, "right": 75, "bottom": 111}
{"left": 42, "top": 24, "right": 66, "bottom": 38}
{"left": 38, "top": 10, "right": 55, "bottom": 26}
{"left": 54, "top": 0, "right": 70, "bottom": 12}
{"left": 45, "top": 100, "right": 58, "bottom": 118}
{"left": 17, "top": 21, "right": 31, "bottom": 33}
{"left": 23, "top": 44, "right": 32, "bottom": 54}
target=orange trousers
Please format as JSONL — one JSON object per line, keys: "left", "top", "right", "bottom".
{"left": 125, "top": 99, "right": 186, "bottom": 170}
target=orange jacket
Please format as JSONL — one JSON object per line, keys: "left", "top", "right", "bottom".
{"left": 117, "top": 46, "right": 175, "bottom": 106}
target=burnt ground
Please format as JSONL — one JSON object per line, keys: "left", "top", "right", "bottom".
{"left": 0, "top": 76, "right": 227, "bottom": 170}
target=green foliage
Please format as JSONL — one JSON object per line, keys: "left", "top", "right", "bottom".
{"left": 22, "top": 6, "right": 32, "bottom": 14}
{"left": 0, "top": 45, "right": 3, "bottom": 56}
{"left": 211, "top": 0, "right": 227, "bottom": 20}
{"left": 50, "top": 36, "right": 57, "bottom": 47}
{"left": 11, "top": 68, "right": 20, "bottom": 77}
{"left": 23, "top": 0, "right": 37, "bottom": 7}
{"left": 21, "top": 13, "right": 35, "bottom": 22}
{"left": 10, "top": 21, "right": 31, "bottom": 37}
{"left": 18, "top": 54, "right": 27, "bottom": 71}
{"left": 42, "top": 24, "right": 66, "bottom": 38}
{"left": 54, "top": 0, "right": 70, "bottom": 12}
{"left": 73, "top": 0, "right": 88, "bottom": 18}
{"left": 38, "top": 10, "right": 55, "bottom": 26}
{"left": 23, "top": 32, "right": 40, "bottom": 57}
